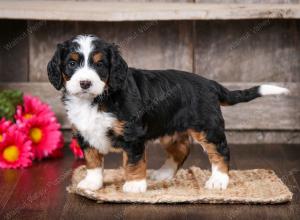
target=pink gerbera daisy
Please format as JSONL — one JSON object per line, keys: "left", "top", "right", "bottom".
{"left": 69, "top": 138, "right": 84, "bottom": 159}
{"left": 48, "top": 133, "right": 64, "bottom": 158}
{"left": 18, "top": 116, "right": 64, "bottom": 160}
{"left": 14, "top": 95, "right": 65, "bottom": 160}
{"left": 0, "top": 124, "right": 33, "bottom": 169}
{"left": 0, "top": 118, "right": 12, "bottom": 143}
{"left": 15, "top": 95, "right": 56, "bottom": 123}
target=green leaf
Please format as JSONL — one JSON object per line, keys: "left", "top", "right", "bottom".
{"left": 0, "top": 90, "right": 23, "bottom": 120}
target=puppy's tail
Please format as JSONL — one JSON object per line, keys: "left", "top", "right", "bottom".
{"left": 213, "top": 82, "right": 289, "bottom": 106}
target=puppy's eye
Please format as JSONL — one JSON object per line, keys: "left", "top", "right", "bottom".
{"left": 95, "top": 61, "right": 103, "bottom": 68}
{"left": 68, "top": 61, "right": 77, "bottom": 68}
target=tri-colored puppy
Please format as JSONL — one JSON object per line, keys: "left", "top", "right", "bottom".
{"left": 47, "top": 35, "right": 289, "bottom": 193}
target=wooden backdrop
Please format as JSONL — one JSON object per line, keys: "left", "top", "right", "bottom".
{"left": 0, "top": 0, "right": 299, "bottom": 144}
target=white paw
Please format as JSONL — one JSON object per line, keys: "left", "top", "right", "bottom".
{"left": 77, "top": 168, "right": 103, "bottom": 191}
{"left": 123, "top": 179, "right": 147, "bottom": 193}
{"left": 205, "top": 173, "right": 229, "bottom": 190}
{"left": 150, "top": 169, "right": 175, "bottom": 181}
{"left": 150, "top": 158, "right": 177, "bottom": 181}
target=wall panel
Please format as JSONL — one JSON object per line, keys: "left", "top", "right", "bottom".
{"left": 0, "top": 20, "right": 28, "bottom": 82}
{"left": 29, "top": 21, "right": 193, "bottom": 81}
{"left": 194, "top": 20, "right": 300, "bottom": 82}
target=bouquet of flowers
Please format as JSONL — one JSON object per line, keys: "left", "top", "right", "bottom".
{"left": 0, "top": 90, "right": 83, "bottom": 169}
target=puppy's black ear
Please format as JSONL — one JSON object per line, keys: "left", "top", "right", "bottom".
{"left": 47, "top": 44, "right": 65, "bottom": 90}
{"left": 108, "top": 44, "right": 128, "bottom": 92}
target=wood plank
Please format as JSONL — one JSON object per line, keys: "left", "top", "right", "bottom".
{"left": 0, "top": 169, "right": 23, "bottom": 217}
{"left": 194, "top": 20, "right": 300, "bottom": 82}
{"left": 196, "top": 0, "right": 300, "bottom": 3}
{"left": 0, "top": 82, "right": 298, "bottom": 131}
{"left": 29, "top": 20, "right": 193, "bottom": 81}
{"left": 281, "top": 144, "right": 300, "bottom": 213}
{"left": 226, "top": 130, "right": 300, "bottom": 144}
{"left": 1, "top": 151, "right": 76, "bottom": 220}
{"left": 0, "top": 20, "right": 28, "bottom": 82}
{"left": 1, "top": 2, "right": 300, "bottom": 21}
{"left": 231, "top": 144, "right": 288, "bottom": 220}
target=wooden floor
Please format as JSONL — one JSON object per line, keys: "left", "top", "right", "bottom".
{"left": 0, "top": 143, "right": 300, "bottom": 220}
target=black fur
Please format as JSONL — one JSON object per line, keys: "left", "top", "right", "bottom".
{"left": 47, "top": 44, "right": 65, "bottom": 90}
{"left": 48, "top": 36, "right": 263, "bottom": 166}
{"left": 107, "top": 44, "right": 128, "bottom": 92}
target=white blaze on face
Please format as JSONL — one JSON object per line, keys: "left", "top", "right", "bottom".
{"left": 66, "top": 35, "right": 105, "bottom": 98}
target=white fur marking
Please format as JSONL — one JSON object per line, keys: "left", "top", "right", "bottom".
{"left": 67, "top": 35, "right": 105, "bottom": 97}
{"left": 74, "top": 35, "right": 96, "bottom": 66}
{"left": 123, "top": 179, "right": 147, "bottom": 193}
{"left": 259, "top": 85, "right": 289, "bottom": 96}
{"left": 77, "top": 167, "right": 103, "bottom": 191}
{"left": 65, "top": 95, "right": 116, "bottom": 154}
{"left": 150, "top": 158, "right": 177, "bottom": 181}
{"left": 205, "top": 165, "right": 229, "bottom": 190}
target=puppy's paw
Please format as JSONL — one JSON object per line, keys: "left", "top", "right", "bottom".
{"left": 78, "top": 178, "right": 103, "bottom": 191}
{"left": 77, "top": 168, "right": 103, "bottom": 191}
{"left": 150, "top": 168, "right": 175, "bottom": 181}
{"left": 205, "top": 172, "right": 229, "bottom": 190}
{"left": 123, "top": 179, "right": 147, "bottom": 193}
{"left": 150, "top": 158, "right": 177, "bottom": 181}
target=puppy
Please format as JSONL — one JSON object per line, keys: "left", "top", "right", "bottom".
{"left": 47, "top": 34, "right": 289, "bottom": 193}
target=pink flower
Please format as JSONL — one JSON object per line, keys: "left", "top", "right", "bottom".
{"left": 14, "top": 95, "right": 64, "bottom": 160}
{"left": 15, "top": 95, "right": 56, "bottom": 123}
{"left": 0, "top": 118, "right": 12, "bottom": 143}
{"left": 0, "top": 124, "right": 33, "bottom": 169}
{"left": 69, "top": 138, "right": 84, "bottom": 159}
{"left": 18, "top": 116, "right": 64, "bottom": 160}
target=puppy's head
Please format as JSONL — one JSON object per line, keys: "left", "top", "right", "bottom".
{"left": 47, "top": 35, "right": 128, "bottom": 98}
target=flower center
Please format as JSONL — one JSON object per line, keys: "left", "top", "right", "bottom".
{"left": 0, "top": 134, "right": 3, "bottom": 142}
{"left": 30, "top": 127, "right": 43, "bottom": 144}
{"left": 3, "top": 145, "right": 20, "bottom": 162}
{"left": 24, "top": 113, "right": 33, "bottom": 119}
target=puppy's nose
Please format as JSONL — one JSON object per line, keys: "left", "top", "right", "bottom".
{"left": 80, "top": 80, "right": 92, "bottom": 90}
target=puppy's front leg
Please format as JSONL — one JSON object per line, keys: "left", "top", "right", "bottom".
{"left": 77, "top": 148, "right": 104, "bottom": 191}
{"left": 122, "top": 149, "right": 147, "bottom": 193}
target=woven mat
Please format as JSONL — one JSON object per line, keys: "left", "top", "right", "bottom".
{"left": 67, "top": 165, "right": 293, "bottom": 204}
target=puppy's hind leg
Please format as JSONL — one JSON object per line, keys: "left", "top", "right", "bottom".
{"left": 189, "top": 129, "right": 230, "bottom": 190}
{"left": 150, "top": 132, "right": 190, "bottom": 181}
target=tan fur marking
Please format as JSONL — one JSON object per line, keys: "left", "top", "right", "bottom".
{"left": 220, "top": 101, "right": 229, "bottom": 106}
{"left": 98, "top": 104, "right": 107, "bottom": 112}
{"left": 160, "top": 132, "right": 190, "bottom": 169}
{"left": 62, "top": 73, "right": 70, "bottom": 82}
{"left": 123, "top": 152, "right": 146, "bottom": 181}
{"left": 113, "top": 120, "right": 125, "bottom": 136}
{"left": 93, "top": 52, "right": 103, "bottom": 63}
{"left": 85, "top": 148, "right": 103, "bottom": 169}
{"left": 123, "top": 151, "right": 128, "bottom": 168}
{"left": 70, "top": 52, "right": 79, "bottom": 61}
{"left": 188, "top": 129, "right": 228, "bottom": 174}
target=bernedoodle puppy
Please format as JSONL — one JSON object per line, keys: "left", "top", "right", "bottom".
{"left": 47, "top": 34, "right": 289, "bottom": 193}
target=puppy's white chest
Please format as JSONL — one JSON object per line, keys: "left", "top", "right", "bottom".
{"left": 65, "top": 96, "right": 116, "bottom": 154}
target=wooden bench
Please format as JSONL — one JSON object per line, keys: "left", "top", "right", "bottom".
{"left": 0, "top": 1, "right": 300, "bottom": 21}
